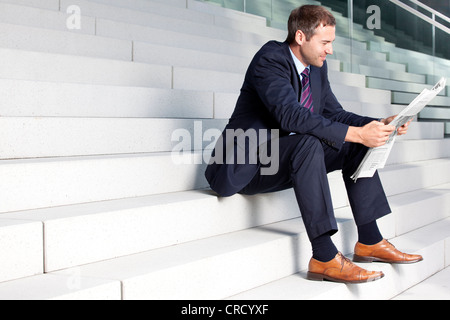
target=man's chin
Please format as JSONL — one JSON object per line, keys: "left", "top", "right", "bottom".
{"left": 312, "top": 60, "right": 325, "bottom": 68}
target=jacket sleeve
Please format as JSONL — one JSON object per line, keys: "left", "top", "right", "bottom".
{"left": 251, "top": 50, "right": 349, "bottom": 150}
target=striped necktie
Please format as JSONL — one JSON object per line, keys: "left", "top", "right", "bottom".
{"left": 300, "top": 68, "right": 314, "bottom": 112}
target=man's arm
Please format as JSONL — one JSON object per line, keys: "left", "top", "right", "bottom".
{"left": 346, "top": 121, "right": 395, "bottom": 148}
{"left": 346, "top": 115, "right": 411, "bottom": 148}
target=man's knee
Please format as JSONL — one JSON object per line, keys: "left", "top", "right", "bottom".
{"left": 290, "top": 135, "right": 324, "bottom": 168}
{"left": 292, "top": 135, "right": 323, "bottom": 155}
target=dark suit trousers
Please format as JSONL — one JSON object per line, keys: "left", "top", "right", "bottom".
{"left": 239, "top": 134, "right": 392, "bottom": 241}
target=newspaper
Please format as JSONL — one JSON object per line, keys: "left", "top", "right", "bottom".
{"left": 351, "top": 77, "right": 447, "bottom": 182}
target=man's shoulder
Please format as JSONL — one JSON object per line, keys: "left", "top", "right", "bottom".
{"left": 250, "top": 40, "right": 292, "bottom": 68}
{"left": 258, "top": 40, "right": 289, "bottom": 55}
{"left": 262, "top": 40, "right": 287, "bottom": 48}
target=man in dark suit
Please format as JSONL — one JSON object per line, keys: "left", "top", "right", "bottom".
{"left": 205, "top": 5, "right": 422, "bottom": 284}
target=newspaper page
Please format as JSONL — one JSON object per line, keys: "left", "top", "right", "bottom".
{"left": 351, "top": 77, "right": 447, "bottom": 182}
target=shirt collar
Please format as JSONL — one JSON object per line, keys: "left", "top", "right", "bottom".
{"left": 289, "top": 47, "right": 310, "bottom": 78}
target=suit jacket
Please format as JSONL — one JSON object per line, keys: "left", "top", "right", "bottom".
{"left": 205, "top": 40, "right": 376, "bottom": 197}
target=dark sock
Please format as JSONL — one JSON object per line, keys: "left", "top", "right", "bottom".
{"left": 358, "top": 220, "right": 383, "bottom": 245}
{"left": 311, "top": 232, "right": 339, "bottom": 262}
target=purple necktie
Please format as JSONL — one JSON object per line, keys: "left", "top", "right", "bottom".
{"left": 300, "top": 68, "right": 314, "bottom": 112}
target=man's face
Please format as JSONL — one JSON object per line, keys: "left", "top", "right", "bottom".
{"left": 296, "top": 25, "right": 335, "bottom": 68}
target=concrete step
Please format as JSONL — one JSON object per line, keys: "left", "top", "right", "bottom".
{"left": 229, "top": 218, "right": 450, "bottom": 300}
{"left": 394, "top": 121, "right": 445, "bottom": 140}
{"left": 0, "top": 118, "right": 446, "bottom": 159}
{"left": 133, "top": 41, "right": 251, "bottom": 74}
{"left": 386, "top": 139, "right": 450, "bottom": 166}
{"left": 354, "top": 65, "right": 426, "bottom": 84}
{"left": 379, "top": 158, "right": 450, "bottom": 197}
{"left": 384, "top": 50, "right": 450, "bottom": 79}
{"left": 0, "top": 118, "right": 227, "bottom": 158}
{"left": 0, "top": 22, "right": 133, "bottom": 61}
{"left": 0, "top": 274, "right": 121, "bottom": 300}
{"left": 393, "top": 267, "right": 450, "bottom": 300}
{"left": 0, "top": 48, "right": 173, "bottom": 89}
{"left": 0, "top": 21, "right": 254, "bottom": 75}
{"left": 344, "top": 54, "right": 406, "bottom": 73}
{"left": 343, "top": 101, "right": 403, "bottom": 119}
{"left": 0, "top": 140, "right": 449, "bottom": 213}
{"left": 0, "top": 1, "right": 96, "bottom": 35}
{"left": 1, "top": 188, "right": 447, "bottom": 300}
{"left": 0, "top": 0, "right": 60, "bottom": 11}
{"left": 369, "top": 39, "right": 450, "bottom": 69}
{"left": 0, "top": 79, "right": 216, "bottom": 118}
{"left": 330, "top": 83, "right": 392, "bottom": 105}
{"left": 393, "top": 92, "right": 450, "bottom": 107}
{"left": 0, "top": 70, "right": 366, "bottom": 117}
{"left": 0, "top": 161, "right": 449, "bottom": 276}
{"left": 172, "top": 66, "right": 390, "bottom": 101}
{"left": 96, "top": 17, "right": 262, "bottom": 59}
{"left": 420, "top": 107, "right": 450, "bottom": 121}
{"left": 0, "top": 152, "right": 208, "bottom": 214}
{"left": 368, "top": 77, "right": 449, "bottom": 97}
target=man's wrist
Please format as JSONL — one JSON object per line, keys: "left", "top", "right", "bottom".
{"left": 345, "top": 126, "right": 363, "bottom": 144}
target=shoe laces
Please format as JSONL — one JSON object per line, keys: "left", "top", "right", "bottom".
{"left": 338, "top": 252, "right": 353, "bottom": 271}
{"left": 385, "top": 239, "right": 396, "bottom": 248}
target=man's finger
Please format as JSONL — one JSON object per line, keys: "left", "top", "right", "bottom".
{"left": 380, "top": 125, "right": 396, "bottom": 133}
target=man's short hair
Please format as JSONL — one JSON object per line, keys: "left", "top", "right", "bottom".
{"left": 286, "top": 5, "right": 336, "bottom": 44}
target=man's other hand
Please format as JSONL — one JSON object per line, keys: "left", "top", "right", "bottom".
{"left": 346, "top": 121, "right": 396, "bottom": 148}
{"left": 381, "top": 115, "right": 412, "bottom": 136}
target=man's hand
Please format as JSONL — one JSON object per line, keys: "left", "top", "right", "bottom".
{"left": 346, "top": 121, "right": 396, "bottom": 148}
{"left": 381, "top": 116, "right": 412, "bottom": 136}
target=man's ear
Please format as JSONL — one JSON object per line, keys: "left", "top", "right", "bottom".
{"left": 295, "top": 30, "right": 306, "bottom": 46}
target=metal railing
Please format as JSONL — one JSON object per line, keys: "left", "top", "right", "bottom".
{"left": 394, "top": 0, "right": 450, "bottom": 34}
{"left": 389, "top": 0, "right": 449, "bottom": 58}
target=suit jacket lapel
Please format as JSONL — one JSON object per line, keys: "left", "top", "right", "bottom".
{"left": 310, "top": 66, "right": 322, "bottom": 114}
{"left": 282, "top": 43, "right": 302, "bottom": 102}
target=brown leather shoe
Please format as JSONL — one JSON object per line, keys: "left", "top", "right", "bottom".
{"left": 353, "top": 239, "right": 423, "bottom": 264}
{"left": 307, "top": 252, "right": 384, "bottom": 284}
